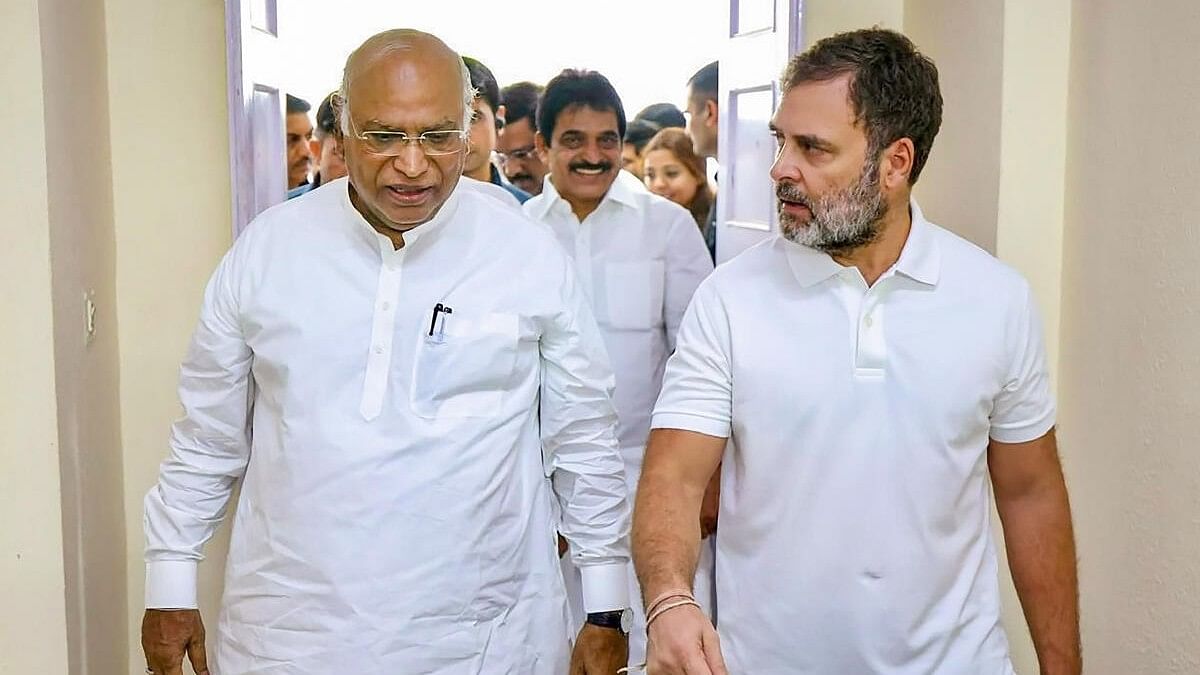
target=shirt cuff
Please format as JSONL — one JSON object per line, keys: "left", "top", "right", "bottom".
{"left": 989, "top": 408, "right": 1057, "bottom": 444}
{"left": 579, "top": 562, "right": 630, "bottom": 612}
{"left": 145, "top": 560, "right": 199, "bottom": 609}
{"left": 651, "top": 411, "right": 730, "bottom": 439}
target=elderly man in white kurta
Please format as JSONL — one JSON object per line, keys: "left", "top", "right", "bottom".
{"left": 634, "top": 29, "right": 1080, "bottom": 675}
{"left": 522, "top": 69, "right": 714, "bottom": 665}
{"left": 140, "top": 30, "right": 632, "bottom": 675}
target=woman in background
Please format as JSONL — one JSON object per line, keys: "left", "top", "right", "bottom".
{"left": 642, "top": 127, "right": 715, "bottom": 235}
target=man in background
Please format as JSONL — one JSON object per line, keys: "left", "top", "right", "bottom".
{"left": 524, "top": 68, "right": 714, "bottom": 668}
{"left": 287, "top": 92, "right": 346, "bottom": 199}
{"left": 685, "top": 61, "right": 718, "bottom": 261}
{"left": 463, "top": 57, "right": 531, "bottom": 204}
{"left": 635, "top": 102, "right": 686, "bottom": 130}
{"left": 497, "top": 81, "right": 548, "bottom": 196}
{"left": 285, "top": 93, "right": 314, "bottom": 190}
{"left": 621, "top": 118, "right": 662, "bottom": 180}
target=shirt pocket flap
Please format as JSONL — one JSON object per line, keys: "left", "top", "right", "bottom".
{"left": 603, "top": 260, "right": 665, "bottom": 330}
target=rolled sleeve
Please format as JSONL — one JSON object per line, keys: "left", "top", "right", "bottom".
{"left": 989, "top": 282, "right": 1056, "bottom": 443}
{"left": 539, "top": 248, "right": 632, "bottom": 598}
{"left": 651, "top": 279, "right": 733, "bottom": 438}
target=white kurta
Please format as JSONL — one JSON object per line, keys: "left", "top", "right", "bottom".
{"left": 524, "top": 175, "right": 713, "bottom": 660}
{"left": 652, "top": 202, "right": 1055, "bottom": 674}
{"left": 144, "top": 177, "right": 630, "bottom": 674}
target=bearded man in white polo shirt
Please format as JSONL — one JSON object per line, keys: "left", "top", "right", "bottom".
{"left": 633, "top": 28, "right": 1081, "bottom": 675}
{"left": 523, "top": 69, "right": 715, "bottom": 666}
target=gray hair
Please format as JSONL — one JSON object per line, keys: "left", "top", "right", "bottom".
{"left": 337, "top": 29, "right": 476, "bottom": 136}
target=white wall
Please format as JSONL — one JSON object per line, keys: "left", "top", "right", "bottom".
{"left": 103, "top": 0, "right": 236, "bottom": 665}
{"left": 0, "top": 1, "right": 71, "bottom": 671}
{"left": 39, "top": 0, "right": 131, "bottom": 669}
{"left": 905, "top": 0, "right": 1005, "bottom": 253}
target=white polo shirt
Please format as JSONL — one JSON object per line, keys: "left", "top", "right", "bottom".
{"left": 652, "top": 201, "right": 1055, "bottom": 674}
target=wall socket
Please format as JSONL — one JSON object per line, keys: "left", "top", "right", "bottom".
{"left": 84, "top": 290, "right": 97, "bottom": 345}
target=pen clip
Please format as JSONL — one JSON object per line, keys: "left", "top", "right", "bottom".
{"left": 428, "top": 303, "right": 444, "bottom": 337}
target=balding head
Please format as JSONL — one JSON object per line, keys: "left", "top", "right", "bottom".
{"left": 336, "top": 29, "right": 478, "bottom": 241}
{"left": 339, "top": 29, "right": 476, "bottom": 133}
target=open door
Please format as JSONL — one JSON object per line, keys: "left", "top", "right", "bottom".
{"left": 715, "top": 0, "right": 803, "bottom": 263}
{"left": 226, "top": 0, "right": 286, "bottom": 236}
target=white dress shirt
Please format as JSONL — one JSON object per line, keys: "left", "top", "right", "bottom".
{"left": 524, "top": 174, "right": 713, "bottom": 454}
{"left": 525, "top": 173, "right": 713, "bottom": 663}
{"left": 653, "top": 201, "right": 1055, "bottom": 674}
{"left": 144, "top": 177, "right": 630, "bottom": 674}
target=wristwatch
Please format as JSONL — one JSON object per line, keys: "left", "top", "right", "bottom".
{"left": 586, "top": 608, "right": 634, "bottom": 635}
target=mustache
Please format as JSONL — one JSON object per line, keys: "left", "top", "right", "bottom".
{"left": 569, "top": 160, "right": 614, "bottom": 172}
{"left": 775, "top": 182, "right": 810, "bottom": 207}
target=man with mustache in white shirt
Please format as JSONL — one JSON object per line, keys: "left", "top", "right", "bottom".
{"left": 523, "top": 68, "right": 715, "bottom": 669}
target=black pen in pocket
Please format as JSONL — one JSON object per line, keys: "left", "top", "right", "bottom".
{"left": 427, "top": 303, "right": 453, "bottom": 342}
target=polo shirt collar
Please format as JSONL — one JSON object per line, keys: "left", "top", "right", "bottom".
{"left": 783, "top": 198, "right": 941, "bottom": 288}
{"left": 893, "top": 199, "right": 940, "bottom": 286}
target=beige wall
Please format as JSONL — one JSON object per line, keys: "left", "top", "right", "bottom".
{"left": 1060, "top": 0, "right": 1200, "bottom": 672}
{"left": 0, "top": 1, "right": 71, "bottom": 671}
{"left": 803, "top": 0, "right": 904, "bottom": 44}
{"left": 990, "top": 1, "right": 1072, "bottom": 670}
{"left": 905, "top": 0, "right": 1005, "bottom": 253}
{"left": 994, "top": 0, "right": 1070, "bottom": 380}
{"left": 102, "top": 0, "right": 235, "bottom": 664}
{"left": 38, "top": 0, "right": 131, "bottom": 670}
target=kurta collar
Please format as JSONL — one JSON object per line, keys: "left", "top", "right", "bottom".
{"left": 338, "top": 176, "right": 464, "bottom": 254}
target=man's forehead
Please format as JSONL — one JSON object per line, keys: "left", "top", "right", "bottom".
{"left": 349, "top": 49, "right": 461, "bottom": 103}
{"left": 286, "top": 113, "right": 312, "bottom": 132}
{"left": 348, "top": 69, "right": 463, "bottom": 128}
{"left": 555, "top": 105, "right": 620, "bottom": 133}
{"left": 498, "top": 119, "right": 534, "bottom": 149}
{"left": 774, "top": 79, "right": 862, "bottom": 136}
{"left": 503, "top": 117, "right": 534, "bottom": 135}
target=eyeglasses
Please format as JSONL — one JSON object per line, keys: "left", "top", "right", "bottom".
{"left": 496, "top": 146, "right": 538, "bottom": 164}
{"left": 348, "top": 116, "right": 468, "bottom": 157}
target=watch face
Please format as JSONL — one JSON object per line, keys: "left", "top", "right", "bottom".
{"left": 620, "top": 608, "right": 634, "bottom": 634}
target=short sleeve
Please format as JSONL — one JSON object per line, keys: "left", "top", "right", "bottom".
{"left": 989, "top": 282, "right": 1056, "bottom": 443}
{"left": 651, "top": 278, "right": 733, "bottom": 438}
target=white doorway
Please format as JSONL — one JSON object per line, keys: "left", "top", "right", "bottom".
{"left": 225, "top": 0, "right": 734, "bottom": 233}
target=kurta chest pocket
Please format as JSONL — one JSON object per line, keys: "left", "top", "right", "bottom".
{"left": 603, "top": 259, "right": 666, "bottom": 330}
{"left": 410, "top": 311, "right": 520, "bottom": 419}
